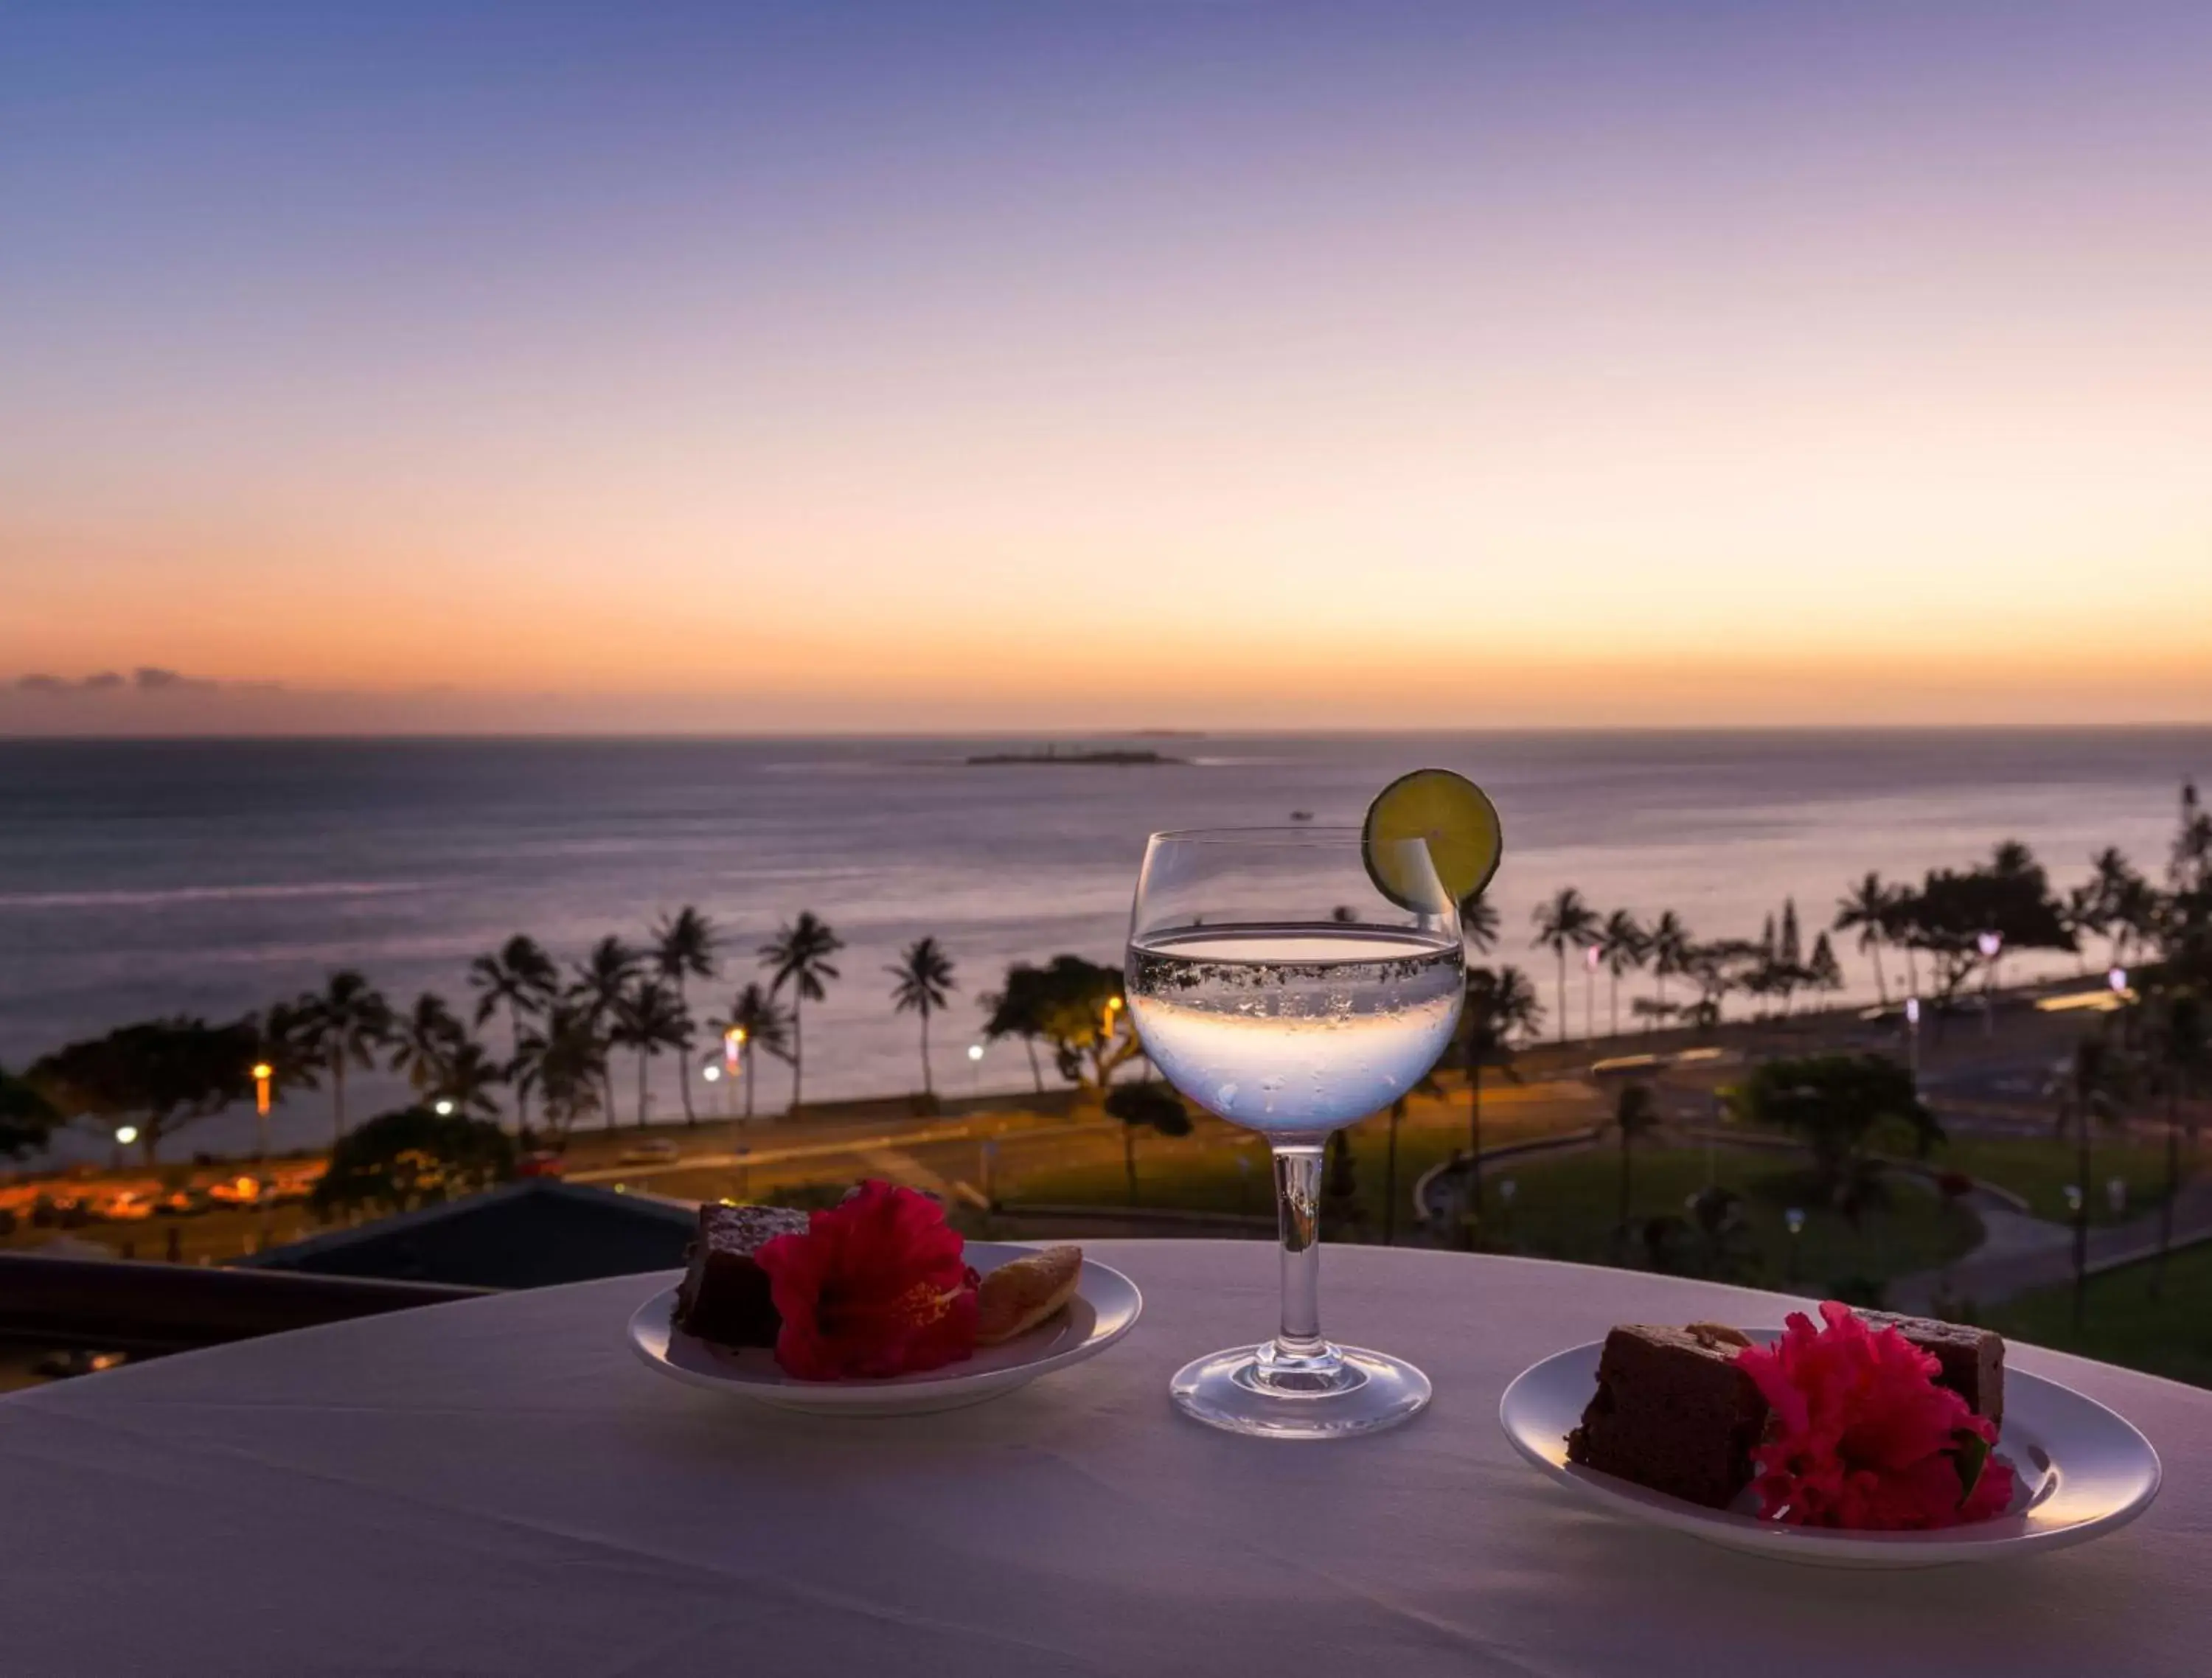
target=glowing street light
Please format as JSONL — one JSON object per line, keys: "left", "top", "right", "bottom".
{"left": 432, "top": 1099, "right": 456, "bottom": 1117}
{"left": 251, "top": 1061, "right": 275, "bottom": 1162}
{"left": 967, "top": 1041, "right": 984, "bottom": 1096}
{"left": 702, "top": 1064, "right": 721, "bottom": 1082}
{"left": 115, "top": 1125, "right": 139, "bottom": 1147}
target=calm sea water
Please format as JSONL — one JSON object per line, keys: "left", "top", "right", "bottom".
{"left": 1, "top": 730, "right": 2204, "bottom": 1159}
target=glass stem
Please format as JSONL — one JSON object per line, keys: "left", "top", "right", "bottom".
{"left": 1272, "top": 1143, "right": 1327, "bottom": 1360}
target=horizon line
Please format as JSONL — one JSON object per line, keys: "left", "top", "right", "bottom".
{"left": 6, "top": 720, "right": 2212, "bottom": 747}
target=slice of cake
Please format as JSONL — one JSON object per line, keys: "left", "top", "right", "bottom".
{"left": 672, "top": 1203, "right": 810, "bottom": 1348}
{"left": 1857, "top": 1311, "right": 2005, "bottom": 1427}
{"left": 1565, "top": 1323, "right": 1770, "bottom": 1510}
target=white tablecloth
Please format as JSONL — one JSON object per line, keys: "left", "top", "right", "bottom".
{"left": 1, "top": 1242, "right": 2204, "bottom": 1677}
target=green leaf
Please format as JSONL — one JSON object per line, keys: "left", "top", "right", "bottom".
{"left": 1952, "top": 1429, "right": 1992, "bottom": 1507}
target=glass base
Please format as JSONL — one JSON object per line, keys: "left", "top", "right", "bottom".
{"left": 1169, "top": 1342, "right": 1432, "bottom": 1440}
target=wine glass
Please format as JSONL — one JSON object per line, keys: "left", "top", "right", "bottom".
{"left": 1125, "top": 827, "right": 1464, "bottom": 1438}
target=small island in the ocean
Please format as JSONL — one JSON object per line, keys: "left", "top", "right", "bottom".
{"left": 964, "top": 746, "right": 1186, "bottom": 766}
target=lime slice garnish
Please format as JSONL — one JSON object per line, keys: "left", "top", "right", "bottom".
{"left": 1362, "top": 768, "right": 1503, "bottom": 910}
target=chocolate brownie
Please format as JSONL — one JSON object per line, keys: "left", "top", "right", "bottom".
{"left": 1566, "top": 1324, "right": 1770, "bottom": 1510}
{"left": 671, "top": 1203, "right": 809, "bottom": 1348}
{"left": 1857, "top": 1311, "right": 2006, "bottom": 1427}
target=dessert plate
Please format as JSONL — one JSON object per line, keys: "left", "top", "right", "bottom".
{"left": 627, "top": 1242, "right": 1142, "bottom": 1416}
{"left": 1498, "top": 1331, "right": 2161, "bottom": 1568}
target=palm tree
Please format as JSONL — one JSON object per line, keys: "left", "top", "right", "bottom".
{"left": 979, "top": 964, "right": 1051, "bottom": 1093}
{"left": 887, "top": 936, "right": 957, "bottom": 1099}
{"left": 2068, "top": 1031, "right": 2124, "bottom": 1329}
{"left": 1775, "top": 899, "right": 1804, "bottom": 1015}
{"left": 2060, "top": 881, "right": 2104, "bottom": 977}
{"left": 1806, "top": 930, "right": 1844, "bottom": 1002}
{"left": 1460, "top": 965, "right": 1543, "bottom": 1214}
{"left": 568, "top": 936, "right": 641, "bottom": 1125}
{"left": 1596, "top": 910, "right": 1647, "bottom": 1039}
{"left": 760, "top": 911, "right": 844, "bottom": 1111}
{"left": 1383, "top": 1067, "right": 1445, "bottom": 1247}
{"left": 609, "top": 977, "right": 689, "bottom": 1127}
{"left": 2151, "top": 990, "right": 2207, "bottom": 1300}
{"left": 251, "top": 999, "right": 323, "bottom": 1149}
{"left": 431, "top": 1040, "right": 507, "bottom": 1118}
{"left": 512, "top": 1003, "right": 606, "bottom": 1143}
{"left": 1834, "top": 873, "right": 1896, "bottom": 1003}
{"left": 1530, "top": 888, "right": 1598, "bottom": 1043}
{"left": 2090, "top": 848, "right": 2144, "bottom": 968}
{"left": 1613, "top": 1082, "right": 1661, "bottom": 1233}
{"left": 709, "top": 982, "right": 793, "bottom": 1119}
{"left": 467, "top": 934, "right": 558, "bottom": 1132}
{"left": 650, "top": 908, "right": 720, "bottom": 1124}
{"left": 2112, "top": 872, "right": 2164, "bottom": 973}
{"left": 1882, "top": 885, "right": 1924, "bottom": 1001}
{"left": 1102, "top": 1083, "right": 1191, "bottom": 1205}
{"left": 389, "top": 992, "right": 466, "bottom": 1094}
{"left": 1460, "top": 894, "right": 1500, "bottom": 955}
{"left": 296, "top": 970, "right": 393, "bottom": 1144}
{"left": 1646, "top": 911, "right": 1692, "bottom": 1017}
{"left": 2173, "top": 778, "right": 2211, "bottom": 895}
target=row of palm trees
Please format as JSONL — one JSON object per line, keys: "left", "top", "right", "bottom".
{"left": 1511, "top": 821, "right": 2211, "bottom": 1045}
{"left": 260, "top": 908, "right": 967, "bottom": 1142}
{"left": 1512, "top": 888, "right": 1840, "bottom": 1045}
{"left": 1836, "top": 844, "right": 2171, "bottom": 1003}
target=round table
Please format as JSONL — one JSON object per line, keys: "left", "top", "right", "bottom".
{"left": 1, "top": 1242, "right": 2203, "bottom": 1677}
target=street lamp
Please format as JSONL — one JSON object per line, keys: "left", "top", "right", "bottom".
{"left": 967, "top": 1041, "right": 985, "bottom": 1096}
{"left": 1904, "top": 995, "right": 1921, "bottom": 1092}
{"left": 1976, "top": 931, "right": 2003, "bottom": 1037}
{"left": 1583, "top": 944, "right": 1601, "bottom": 1042}
{"left": 701, "top": 1059, "right": 730, "bottom": 1120}
{"left": 251, "top": 1061, "right": 274, "bottom": 1163}
{"left": 431, "top": 1098, "right": 456, "bottom": 1117}
{"left": 115, "top": 1124, "right": 138, "bottom": 1146}
{"left": 723, "top": 1026, "right": 750, "bottom": 1120}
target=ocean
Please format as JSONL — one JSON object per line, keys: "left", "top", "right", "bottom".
{"left": 1, "top": 729, "right": 2204, "bottom": 1160}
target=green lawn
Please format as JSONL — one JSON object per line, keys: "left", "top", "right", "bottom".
{"left": 1979, "top": 1243, "right": 2212, "bottom": 1391}
{"left": 1932, "top": 1134, "right": 2182, "bottom": 1226}
{"left": 1006, "top": 1130, "right": 1978, "bottom": 1302}
{"left": 1484, "top": 1146, "right": 1979, "bottom": 1298}
{"left": 999, "top": 1107, "right": 1549, "bottom": 1233}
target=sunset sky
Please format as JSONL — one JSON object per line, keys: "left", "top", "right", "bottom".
{"left": 4, "top": 1, "right": 2209, "bottom": 733}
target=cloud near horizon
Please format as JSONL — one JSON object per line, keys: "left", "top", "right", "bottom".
{"left": 14, "top": 667, "right": 232, "bottom": 695}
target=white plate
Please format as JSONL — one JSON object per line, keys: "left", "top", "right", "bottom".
{"left": 627, "top": 1242, "right": 1142, "bottom": 1416}
{"left": 1498, "top": 1332, "right": 2161, "bottom": 1567}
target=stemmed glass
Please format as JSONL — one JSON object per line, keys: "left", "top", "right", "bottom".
{"left": 1125, "top": 828, "right": 1464, "bottom": 1438}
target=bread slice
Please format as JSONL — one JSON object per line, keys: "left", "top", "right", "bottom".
{"left": 975, "top": 1245, "right": 1083, "bottom": 1346}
